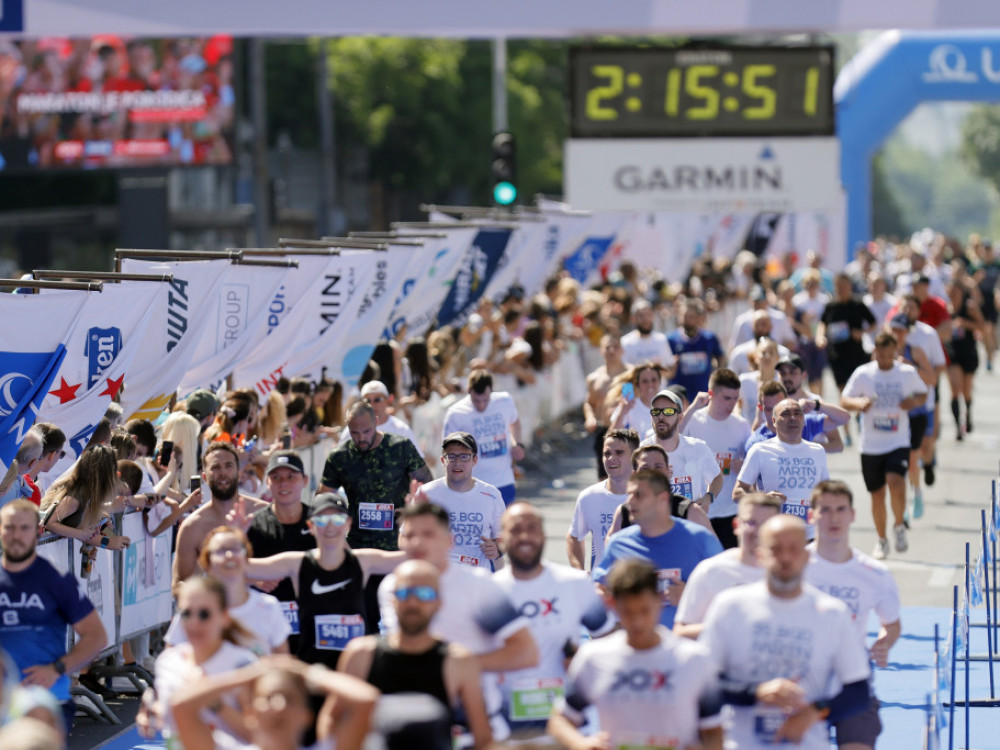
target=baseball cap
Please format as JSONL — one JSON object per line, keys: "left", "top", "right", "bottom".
{"left": 311, "top": 492, "right": 349, "bottom": 517}
{"left": 652, "top": 389, "right": 683, "bottom": 409}
{"left": 777, "top": 354, "right": 806, "bottom": 371}
{"left": 889, "top": 312, "right": 912, "bottom": 330}
{"left": 442, "top": 431, "right": 477, "bottom": 455}
{"left": 185, "top": 389, "right": 219, "bottom": 421}
{"left": 361, "top": 381, "right": 390, "bottom": 398}
{"left": 665, "top": 384, "right": 688, "bottom": 403}
{"left": 266, "top": 450, "right": 305, "bottom": 476}
{"left": 914, "top": 273, "right": 932, "bottom": 286}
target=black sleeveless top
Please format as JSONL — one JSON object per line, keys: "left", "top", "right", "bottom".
{"left": 367, "top": 638, "right": 452, "bottom": 719}
{"left": 296, "top": 549, "right": 367, "bottom": 667}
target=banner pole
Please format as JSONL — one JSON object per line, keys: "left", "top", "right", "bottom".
{"left": 982, "top": 510, "right": 996, "bottom": 699}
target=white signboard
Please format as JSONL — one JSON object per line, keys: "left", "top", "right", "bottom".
{"left": 565, "top": 137, "right": 841, "bottom": 215}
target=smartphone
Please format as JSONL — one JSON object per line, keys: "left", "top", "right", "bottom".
{"left": 622, "top": 382, "right": 635, "bottom": 400}
{"left": 190, "top": 475, "right": 201, "bottom": 492}
{"left": 281, "top": 433, "right": 292, "bottom": 450}
{"left": 160, "top": 441, "right": 174, "bottom": 467}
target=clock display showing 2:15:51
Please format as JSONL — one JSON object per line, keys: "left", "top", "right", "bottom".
{"left": 570, "top": 46, "right": 835, "bottom": 138}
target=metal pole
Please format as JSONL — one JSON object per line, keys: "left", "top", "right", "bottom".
{"left": 316, "top": 39, "right": 336, "bottom": 237}
{"left": 492, "top": 37, "right": 507, "bottom": 133}
{"left": 250, "top": 38, "right": 270, "bottom": 246}
{"left": 949, "top": 585, "right": 957, "bottom": 750}
{"left": 981, "top": 510, "right": 996, "bottom": 698}
{"left": 964, "top": 544, "right": 970, "bottom": 750}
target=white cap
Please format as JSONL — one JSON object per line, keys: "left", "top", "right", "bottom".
{"left": 361, "top": 381, "right": 390, "bottom": 397}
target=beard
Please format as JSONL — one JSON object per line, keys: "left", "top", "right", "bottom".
{"left": 209, "top": 476, "right": 238, "bottom": 501}
{"left": 398, "top": 610, "right": 432, "bottom": 637}
{"left": 767, "top": 571, "right": 801, "bottom": 594}
{"left": 637, "top": 324, "right": 653, "bottom": 335}
{"left": 508, "top": 545, "right": 543, "bottom": 573}
{"left": 653, "top": 421, "right": 677, "bottom": 440}
{"left": 2, "top": 543, "right": 34, "bottom": 564}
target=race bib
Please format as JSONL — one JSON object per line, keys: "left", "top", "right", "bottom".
{"left": 781, "top": 499, "right": 810, "bottom": 520}
{"left": 479, "top": 433, "right": 508, "bottom": 459}
{"left": 314, "top": 614, "right": 365, "bottom": 650}
{"left": 671, "top": 476, "right": 693, "bottom": 500}
{"left": 657, "top": 568, "right": 681, "bottom": 594}
{"left": 452, "top": 553, "right": 480, "bottom": 567}
{"left": 615, "top": 732, "right": 679, "bottom": 750}
{"left": 717, "top": 452, "right": 733, "bottom": 476}
{"left": 679, "top": 350, "right": 708, "bottom": 374}
{"left": 872, "top": 414, "right": 900, "bottom": 432}
{"left": 509, "top": 677, "right": 563, "bottom": 721}
{"left": 358, "top": 502, "right": 395, "bottom": 531}
{"left": 828, "top": 321, "right": 850, "bottom": 343}
{"left": 754, "top": 708, "right": 791, "bottom": 744}
{"left": 281, "top": 600, "right": 300, "bottom": 635}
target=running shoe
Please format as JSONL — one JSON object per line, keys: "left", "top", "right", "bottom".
{"left": 894, "top": 523, "right": 909, "bottom": 553}
{"left": 924, "top": 461, "right": 936, "bottom": 486}
{"left": 873, "top": 537, "right": 889, "bottom": 560}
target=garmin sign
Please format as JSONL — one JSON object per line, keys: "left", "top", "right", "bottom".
{"left": 565, "top": 138, "right": 840, "bottom": 214}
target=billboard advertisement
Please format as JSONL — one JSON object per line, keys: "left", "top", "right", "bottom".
{"left": 0, "top": 34, "right": 234, "bottom": 170}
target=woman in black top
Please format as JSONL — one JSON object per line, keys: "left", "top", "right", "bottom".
{"left": 946, "top": 265, "right": 985, "bottom": 439}
{"left": 246, "top": 492, "right": 404, "bottom": 667}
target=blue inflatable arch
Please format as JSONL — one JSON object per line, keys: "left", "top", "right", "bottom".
{"left": 837, "top": 31, "right": 1000, "bottom": 253}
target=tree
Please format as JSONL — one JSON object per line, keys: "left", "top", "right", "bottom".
{"left": 961, "top": 104, "right": 1000, "bottom": 195}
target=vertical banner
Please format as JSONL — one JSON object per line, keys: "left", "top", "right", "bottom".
{"left": 0, "top": 291, "right": 86, "bottom": 465}
{"left": 117, "top": 259, "right": 229, "bottom": 421}
{"left": 518, "top": 210, "right": 592, "bottom": 297}
{"left": 435, "top": 227, "right": 513, "bottom": 328}
{"left": 119, "top": 513, "right": 173, "bottom": 637}
{"left": 562, "top": 212, "right": 627, "bottom": 285}
{"left": 72, "top": 540, "right": 116, "bottom": 646}
{"left": 481, "top": 220, "right": 551, "bottom": 303}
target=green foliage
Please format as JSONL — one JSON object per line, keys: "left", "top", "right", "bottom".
{"left": 962, "top": 104, "right": 1000, "bottom": 195}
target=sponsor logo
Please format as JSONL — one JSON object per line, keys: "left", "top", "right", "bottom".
{"left": 311, "top": 579, "right": 351, "bottom": 596}
{"left": 610, "top": 668, "right": 671, "bottom": 691}
{"left": 166, "top": 278, "right": 189, "bottom": 353}
{"left": 518, "top": 598, "right": 559, "bottom": 618}
{"left": 85, "top": 327, "right": 122, "bottom": 389}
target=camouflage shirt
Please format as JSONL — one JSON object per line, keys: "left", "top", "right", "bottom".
{"left": 321, "top": 432, "right": 424, "bottom": 550}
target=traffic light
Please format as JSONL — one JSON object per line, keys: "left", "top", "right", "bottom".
{"left": 491, "top": 131, "right": 517, "bottom": 206}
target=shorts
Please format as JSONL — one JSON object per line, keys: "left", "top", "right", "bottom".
{"left": 924, "top": 411, "right": 936, "bottom": 438}
{"left": 950, "top": 342, "right": 979, "bottom": 374}
{"left": 861, "top": 448, "right": 910, "bottom": 491}
{"left": 834, "top": 695, "right": 882, "bottom": 746}
{"left": 908, "top": 413, "right": 928, "bottom": 452}
{"left": 831, "top": 358, "right": 867, "bottom": 388}
{"left": 498, "top": 484, "right": 517, "bottom": 507}
{"left": 798, "top": 341, "right": 827, "bottom": 382}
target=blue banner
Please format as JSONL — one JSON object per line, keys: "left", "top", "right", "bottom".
{"left": 0, "top": 0, "right": 24, "bottom": 33}
{"left": 0, "top": 345, "right": 67, "bottom": 464}
{"left": 435, "top": 228, "right": 512, "bottom": 328}
{"left": 563, "top": 235, "right": 615, "bottom": 283}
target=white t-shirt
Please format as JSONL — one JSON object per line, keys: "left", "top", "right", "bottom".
{"left": 614, "top": 398, "right": 653, "bottom": 440}
{"left": 642, "top": 434, "right": 721, "bottom": 503}
{"left": 842, "top": 361, "right": 927, "bottom": 455}
{"left": 738, "top": 370, "right": 779, "bottom": 425}
{"left": 737, "top": 438, "right": 829, "bottom": 528}
{"left": 443, "top": 392, "right": 520, "bottom": 488}
{"left": 908, "top": 320, "right": 946, "bottom": 410}
{"left": 793, "top": 291, "right": 830, "bottom": 324}
{"left": 568, "top": 481, "right": 627, "bottom": 569}
{"left": 557, "top": 628, "right": 722, "bottom": 748}
{"left": 675, "top": 548, "right": 764, "bottom": 626}
{"left": 422, "top": 477, "right": 506, "bottom": 569}
{"left": 730, "top": 308, "right": 796, "bottom": 350}
{"left": 728, "top": 340, "right": 791, "bottom": 375}
{"left": 805, "top": 546, "right": 901, "bottom": 646}
{"left": 683, "top": 409, "right": 751, "bottom": 518}
{"left": 340, "top": 414, "right": 419, "bottom": 449}
{"left": 621, "top": 329, "right": 676, "bottom": 368}
{"left": 164, "top": 589, "right": 291, "bottom": 656}
{"left": 700, "top": 582, "right": 871, "bottom": 750}
{"left": 493, "top": 562, "right": 614, "bottom": 724}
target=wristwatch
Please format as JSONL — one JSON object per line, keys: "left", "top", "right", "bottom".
{"left": 814, "top": 398, "right": 822, "bottom": 412}
{"left": 52, "top": 659, "right": 67, "bottom": 675}
{"left": 100, "top": 536, "right": 110, "bottom": 548}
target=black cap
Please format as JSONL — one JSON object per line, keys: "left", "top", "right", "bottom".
{"left": 777, "top": 354, "right": 806, "bottom": 372}
{"left": 311, "top": 492, "right": 349, "bottom": 517}
{"left": 914, "top": 273, "right": 932, "bottom": 286}
{"left": 665, "top": 383, "right": 688, "bottom": 403}
{"left": 266, "top": 450, "right": 305, "bottom": 476}
{"left": 442, "top": 431, "right": 477, "bottom": 454}
{"left": 889, "top": 312, "right": 912, "bottom": 330}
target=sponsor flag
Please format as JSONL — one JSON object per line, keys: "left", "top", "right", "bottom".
{"left": 118, "top": 259, "right": 229, "bottom": 421}
{"left": 481, "top": 219, "right": 551, "bottom": 304}
{"left": 435, "top": 227, "right": 513, "bottom": 328}
{"left": 177, "top": 262, "right": 291, "bottom": 394}
{"left": 0, "top": 290, "right": 87, "bottom": 464}
{"left": 562, "top": 212, "right": 627, "bottom": 285}
{"left": 35, "top": 282, "right": 160, "bottom": 478}
{"left": 518, "top": 210, "right": 591, "bottom": 297}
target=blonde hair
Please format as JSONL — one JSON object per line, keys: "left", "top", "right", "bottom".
{"left": 161, "top": 412, "right": 201, "bottom": 493}
{"left": 256, "top": 390, "right": 287, "bottom": 446}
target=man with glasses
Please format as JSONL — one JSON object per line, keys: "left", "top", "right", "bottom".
{"left": 0, "top": 500, "right": 107, "bottom": 736}
{"left": 339, "top": 559, "right": 494, "bottom": 750}
{"left": 736, "top": 399, "right": 830, "bottom": 538}
{"left": 417, "top": 432, "right": 505, "bottom": 570}
{"left": 642, "top": 389, "right": 722, "bottom": 514}
{"left": 247, "top": 492, "right": 406, "bottom": 667}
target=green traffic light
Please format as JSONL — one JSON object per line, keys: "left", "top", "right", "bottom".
{"left": 494, "top": 181, "right": 517, "bottom": 205}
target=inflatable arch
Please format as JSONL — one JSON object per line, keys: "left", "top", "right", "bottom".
{"left": 837, "top": 30, "right": 1000, "bottom": 253}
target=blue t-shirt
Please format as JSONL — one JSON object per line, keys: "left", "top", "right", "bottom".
{"left": 592, "top": 521, "right": 723, "bottom": 628}
{"left": 0, "top": 557, "right": 96, "bottom": 701}
{"left": 667, "top": 329, "right": 723, "bottom": 396}
{"left": 744, "top": 413, "right": 827, "bottom": 453}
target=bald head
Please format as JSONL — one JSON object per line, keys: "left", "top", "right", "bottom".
{"left": 393, "top": 559, "right": 441, "bottom": 636}
{"left": 502, "top": 502, "right": 544, "bottom": 532}
{"left": 751, "top": 310, "right": 772, "bottom": 336}
{"left": 772, "top": 398, "right": 804, "bottom": 443}
{"left": 395, "top": 559, "right": 440, "bottom": 590}
{"left": 758, "top": 515, "right": 809, "bottom": 596}
{"left": 502, "top": 502, "right": 546, "bottom": 573}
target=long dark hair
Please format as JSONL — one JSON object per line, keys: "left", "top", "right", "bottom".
{"left": 41, "top": 444, "right": 119, "bottom": 530}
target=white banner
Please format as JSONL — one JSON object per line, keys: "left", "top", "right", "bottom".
{"left": 315, "top": 246, "right": 409, "bottom": 388}
{"left": 481, "top": 220, "right": 550, "bottom": 303}
{"left": 119, "top": 512, "right": 173, "bottom": 637}
{"left": 72, "top": 539, "right": 116, "bottom": 645}
{"left": 518, "top": 210, "right": 593, "bottom": 297}
{"left": 381, "top": 239, "right": 437, "bottom": 341}
{"left": 9, "top": 0, "right": 993, "bottom": 37}
{"left": 36, "top": 535, "right": 71, "bottom": 575}
{"left": 117, "top": 259, "right": 229, "bottom": 420}
{"left": 565, "top": 137, "right": 842, "bottom": 215}
{"left": 177, "top": 263, "right": 291, "bottom": 394}
{"left": 35, "top": 283, "right": 160, "bottom": 480}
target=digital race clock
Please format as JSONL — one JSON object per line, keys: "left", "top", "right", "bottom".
{"left": 569, "top": 45, "right": 835, "bottom": 138}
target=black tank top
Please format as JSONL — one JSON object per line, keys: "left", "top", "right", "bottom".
{"left": 296, "top": 549, "right": 367, "bottom": 667}
{"left": 367, "top": 638, "right": 452, "bottom": 719}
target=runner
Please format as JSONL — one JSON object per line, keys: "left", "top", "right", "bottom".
{"left": 583, "top": 333, "right": 627, "bottom": 479}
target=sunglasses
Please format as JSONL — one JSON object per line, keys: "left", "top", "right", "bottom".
{"left": 443, "top": 453, "right": 473, "bottom": 463}
{"left": 180, "top": 608, "right": 214, "bottom": 622}
{"left": 649, "top": 407, "right": 679, "bottom": 417}
{"left": 311, "top": 513, "right": 349, "bottom": 528}
{"left": 209, "top": 546, "right": 247, "bottom": 558}
{"left": 395, "top": 586, "right": 439, "bottom": 602}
